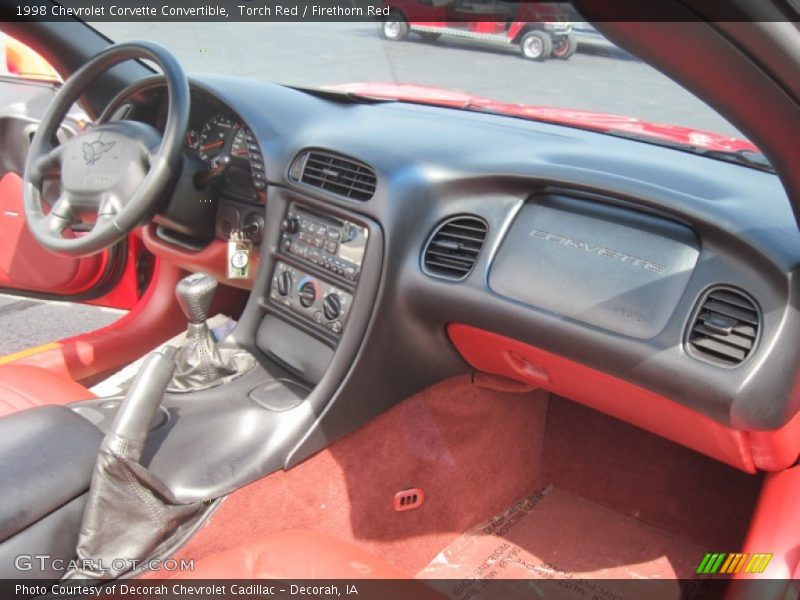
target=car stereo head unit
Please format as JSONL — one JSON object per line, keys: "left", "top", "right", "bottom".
{"left": 279, "top": 203, "right": 368, "bottom": 282}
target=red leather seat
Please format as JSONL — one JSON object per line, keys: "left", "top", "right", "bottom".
{"left": 170, "top": 530, "right": 409, "bottom": 579}
{"left": 0, "top": 364, "right": 94, "bottom": 418}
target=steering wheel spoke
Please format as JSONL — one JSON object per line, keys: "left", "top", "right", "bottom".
{"left": 41, "top": 194, "right": 75, "bottom": 237}
{"left": 41, "top": 213, "right": 71, "bottom": 237}
{"left": 146, "top": 144, "right": 161, "bottom": 169}
{"left": 29, "top": 144, "right": 65, "bottom": 184}
{"left": 97, "top": 194, "right": 123, "bottom": 220}
{"left": 93, "top": 212, "right": 119, "bottom": 233}
{"left": 48, "top": 192, "right": 76, "bottom": 221}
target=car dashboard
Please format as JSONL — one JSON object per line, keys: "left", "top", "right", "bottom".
{"left": 114, "top": 73, "right": 800, "bottom": 475}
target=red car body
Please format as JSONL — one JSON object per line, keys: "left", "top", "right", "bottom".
{"left": 327, "top": 81, "right": 759, "bottom": 153}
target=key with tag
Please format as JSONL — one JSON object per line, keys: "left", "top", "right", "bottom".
{"left": 227, "top": 228, "right": 252, "bottom": 279}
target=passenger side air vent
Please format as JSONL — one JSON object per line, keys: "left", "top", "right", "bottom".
{"left": 686, "top": 287, "right": 760, "bottom": 366}
{"left": 290, "top": 150, "right": 376, "bottom": 201}
{"left": 422, "top": 216, "right": 488, "bottom": 280}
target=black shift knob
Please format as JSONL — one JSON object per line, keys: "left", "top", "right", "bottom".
{"left": 175, "top": 272, "right": 217, "bottom": 324}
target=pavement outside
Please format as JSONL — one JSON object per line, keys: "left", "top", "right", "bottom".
{"left": 0, "top": 294, "right": 125, "bottom": 357}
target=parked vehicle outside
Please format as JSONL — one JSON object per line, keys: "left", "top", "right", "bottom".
{"left": 381, "top": 0, "right": 577, "bottom": 60}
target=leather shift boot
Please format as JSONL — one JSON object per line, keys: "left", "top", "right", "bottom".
{"left": 169, "top": 323, "right": 255, "bottom": 392}
{"left": 62, "top": 432, "right": 204, "bottom": 580}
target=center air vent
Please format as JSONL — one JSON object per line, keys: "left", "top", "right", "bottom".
{"left": 423, "top": 216, "right": 488, "bottom": 280}
{"left": 686, "top": 287, "right": 760, "bottom": 366}
{"left": 290, "top": 150, "right": 376, "bottom": 201}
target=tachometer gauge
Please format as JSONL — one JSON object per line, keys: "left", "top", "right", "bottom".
{"left": 197, "top": 115, "right": 234, "bottom": 161}
{"left": 230, "top": 127, "right": 250, "bottom": 160}
{"left": 185, "top": 129, "right": 201, "bottom": 151}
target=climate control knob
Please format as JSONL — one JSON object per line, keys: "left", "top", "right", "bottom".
{"left": 298, "top": 281, "right": 317, "bottom": 307}
{"left": 277, "top": 271, "right": 293, "bottom": 297}
{"left": 323, "top": 293, "right": 342, "bottom": 320}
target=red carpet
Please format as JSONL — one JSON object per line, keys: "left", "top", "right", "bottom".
{"left": 419, "top": 486, "right": 706, "bottom": 599}
{"left": 168, "top": 376, "right": 550, "bottom": 574}
{"left": 159, "top": 375, "right": 763, "bottom": 578}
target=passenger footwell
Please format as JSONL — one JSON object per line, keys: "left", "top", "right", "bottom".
{"left": 418, "top": 485, "right": 709, "bottom": 599}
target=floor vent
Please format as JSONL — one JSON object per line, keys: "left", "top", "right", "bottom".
{"left": 393, "top": 488, "right": 425, "bottom": 512}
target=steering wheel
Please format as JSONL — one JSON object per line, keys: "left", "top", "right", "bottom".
{"left": 23, "top": 42, "right": 189, "bottom": 257}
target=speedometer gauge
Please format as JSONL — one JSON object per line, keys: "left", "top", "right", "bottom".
{"left": 197, "top": 115, "right": 234, "bottom": 161}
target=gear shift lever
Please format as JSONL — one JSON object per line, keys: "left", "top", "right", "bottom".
{"left": 170, "top": 273, "right": 255, "bottom": 391}
{"left": 175, "top": 272, "right": 217, "bottom": 324}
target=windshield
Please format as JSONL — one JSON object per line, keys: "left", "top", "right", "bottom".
{"left": 91, "top": 2, "right": 752, "bottom": 151}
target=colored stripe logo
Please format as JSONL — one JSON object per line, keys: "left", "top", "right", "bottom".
{"left": 696, "top": 552, "right": 773, "bottom": 574}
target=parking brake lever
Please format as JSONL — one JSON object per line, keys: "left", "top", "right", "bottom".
{"left": 105, "top": 346, "right": 176, "bottom": 461}
{"left": 63, "top": 346, "right": 205, "bottom": 581}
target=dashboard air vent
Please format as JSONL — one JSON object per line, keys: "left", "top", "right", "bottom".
{"left": 291, "top": 150, "right": 376, "bottom": 201}
{"left": 423, "top": 216, "right": 488, "bottom": 280}
{"left": 686, "top": 287, "right": 760, "bottom": 366}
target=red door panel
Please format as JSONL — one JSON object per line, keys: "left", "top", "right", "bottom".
{"left": 0, "top": 34, "right": 142, "bottom": 309}
{"left": 0, "top": 172, "right": 107, "bottom": 295}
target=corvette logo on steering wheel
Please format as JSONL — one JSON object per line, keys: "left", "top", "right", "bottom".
{"left": 82, "top": 140, "right": 115, "bottom": 165}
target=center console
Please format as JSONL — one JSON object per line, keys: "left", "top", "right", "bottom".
{"left": 267, "top": 203, "right": 369, "bottom": 339}
{"left": 68, "top": 188, "right": 382, "bottom": 506}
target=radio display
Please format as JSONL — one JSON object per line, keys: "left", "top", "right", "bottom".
{"left": 337, "top": 221, "right": 368, "bottom": 267}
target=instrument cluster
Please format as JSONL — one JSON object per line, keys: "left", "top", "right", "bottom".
{"left": 186, "top": 111, "right": 267, "bottom": 199}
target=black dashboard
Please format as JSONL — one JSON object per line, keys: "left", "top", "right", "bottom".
{"left": 115, "top": 74, "right": 800, "bottom": 453}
